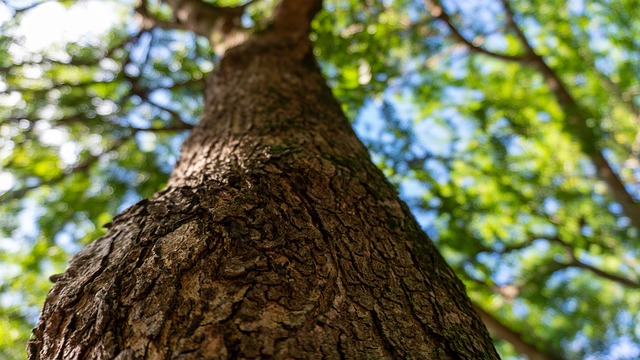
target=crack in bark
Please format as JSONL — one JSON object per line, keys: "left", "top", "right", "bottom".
{"left": 370, "top": 309, "right": 400, "bottom": 358}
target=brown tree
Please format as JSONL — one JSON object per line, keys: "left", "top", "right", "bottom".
{"left": 28, "top": 0, "right": 498, "bottom": 358}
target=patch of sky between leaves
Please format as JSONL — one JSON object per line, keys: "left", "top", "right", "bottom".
{"left": 353, "top": 79, "right": 485, "bottom": 238}
{"left": 0, "top": 198, "right": 44, "bottom": 252}
{"left": 3, "top": 1, "right": 127, "bottom": 58}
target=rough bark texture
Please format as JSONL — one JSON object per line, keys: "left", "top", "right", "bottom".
{"left": 29, "top": 30, "right": 499, "bottom": 359}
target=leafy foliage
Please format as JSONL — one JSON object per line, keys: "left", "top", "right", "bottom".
{"left": 1, "top": 0, "right": 639, "bottom": 359}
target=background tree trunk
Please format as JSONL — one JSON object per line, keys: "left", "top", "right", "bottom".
{"left": 28, "top": 33, "right": 499, "bottom": 359}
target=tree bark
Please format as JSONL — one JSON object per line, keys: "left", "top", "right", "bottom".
{"left": 28, "top": 19, "right": 499, "bottom": 359}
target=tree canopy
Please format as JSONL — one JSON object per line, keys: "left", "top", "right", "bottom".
{"left": 1, "top": 0, "right": 639, "bottom": 358}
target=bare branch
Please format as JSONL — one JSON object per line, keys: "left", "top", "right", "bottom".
{"left": 424, "top": 0, "right": 529, "bottom": 63}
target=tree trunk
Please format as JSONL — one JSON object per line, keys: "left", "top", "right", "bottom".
{"left": 28, "top": 31, "right": 499, "bottom": 359}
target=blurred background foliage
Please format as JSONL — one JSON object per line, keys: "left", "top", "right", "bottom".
{"left": 1, "top": 0, "right": 639, "bottom": 358}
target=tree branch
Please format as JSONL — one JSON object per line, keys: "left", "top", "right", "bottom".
{"left": 0, "top": 30, "right": 143, "bottom": 73}
{"left": 497, "top": 0, "right": 640, "bottom": 232}
{"left": 0, "top": 120, "right": 189, "bottom": 205}
{"left": 426, "top": 0, "right": 640, "bottom": 233}
{"left": 144, "top": 96, "right": 194, "bottom": 129}
{"left": 134, "top": 1, "right": 191, "bottom": 32}
{"left": 424, "top": 0, "right": 529, "bottom": 63}
{"left": 165, "top": 77, "right": 205, "bottom": 91}
{"left": 549, "top": 236, "right": 640, "bottom": 288}
{"left": 163, "top": 0, "right": 247, "bottom": 38}
{"left": 595, "top": 67, "right": 640, "bottom": 123}
{"left": 571, "top": 257, "right": 640, "bottom": 288}
{"left": 270, "top": 0, "right": 323, "bottom": 36}
{"left": 463, "top": 276, "right": 564, "bottom": 360}
{"left": 0, "top": 135, "right": 132, "bottom": 205}
{"left": 473, "top": 304, "right": 565, "bottom": 360}
{"left": 498, "top": 0, "right": 534, "bottom": 55}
